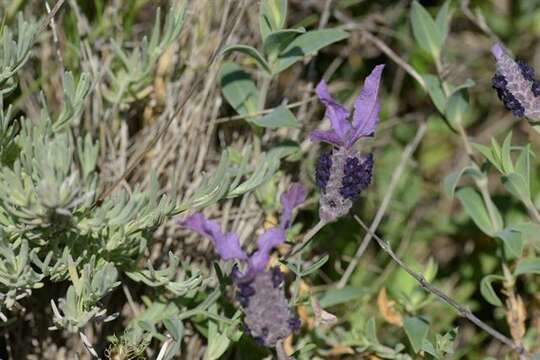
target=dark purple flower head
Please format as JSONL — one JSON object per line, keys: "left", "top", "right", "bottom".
{"left": 491, "top": 43, "right": 540, "bottom": 120}
{"left": 241, "top": 268, "right": 298, "bottom": 347}
{"left": 181, "top": 184, "right": 306, "bottom": 347}
{"left": 310, "top": 64, "right": 384, "bottom": 148}
{"left": 311, "top": 66, "right": 383, "bottom": 222}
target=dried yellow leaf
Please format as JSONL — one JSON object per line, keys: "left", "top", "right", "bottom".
{"left": 377, "top": 288, "right": 403, "bottom": 326}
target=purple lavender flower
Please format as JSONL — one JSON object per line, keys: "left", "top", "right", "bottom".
{"left": 181, "top": 184, "right": 306, "bottom": 347}
{"left": 491, "top": 43, "right": 540, "bottom": 120}
{"left": 311, "top": 65, "right": 384, "bottom": 222}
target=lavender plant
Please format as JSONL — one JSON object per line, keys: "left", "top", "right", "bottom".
{"left": 312, "top": 65, "right": 383, "bottom": 222}
{"left": 4, "top": 0, "right": 540, "bottom": 358}
{"left": 182, "top": 184, "right": 306, "bottom": 349}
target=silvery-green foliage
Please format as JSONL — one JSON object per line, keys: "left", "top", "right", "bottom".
{"left": 0, "top": 238, "right": 45, "bottom": 314}
{"left": 0, "top": 12, "right": 184, "bottom": 335}
{"left": 125, "top": 252, "right": 202, "bottom": 296}
{"left": 180, "top": 144, "right": 298, "bottom": 211}
{"left": 0, "top": 96, "right": 19, "bottom": 161}
{"left": 103, "top": 5, "right": 186, "bottom": 105}
{"left": 54, "top": 72, "right": 92, "bottom": 131}
{"left": 0, "top": 74, "right": 95, "bottom": 233}
{"left": 0, "top": 14, "right": 37, "bottom": 95}
{"left": 50, "top": 260, "right": 120, "bottom": 332}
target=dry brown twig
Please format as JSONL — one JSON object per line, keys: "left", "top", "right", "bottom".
{"left": 353, "top": 215, "right": 529, "bottom": 357}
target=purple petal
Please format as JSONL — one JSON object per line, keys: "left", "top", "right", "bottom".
{"left": 350, "top": 65, "right": 385, "bottom": 145}
{"left": 491, "top": 43, "right": 505, "bottom": 60}
{"left": 181, "top": 213, "right": 247, "bottom": 261}
{"left": 309, "top": 129, "right": 344, "bottom": 147}
{"left": 248, "top": 228, "right": 286, "bottom": 274}
{"left": 279, "top": 183, "right": 307, "bottom": 229}
{"left": 315, "top": 80, "right": 351, "bottom": 139}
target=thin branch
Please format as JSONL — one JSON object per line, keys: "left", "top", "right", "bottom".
{"left": 353, "top": 215, "right": 529, "bottom": 357}
{"left": 460, "top": 0, "right": 501, "bottom": 42}
{"left": 38, "top": 0, "right": 66, "bottom": 33}
{"left": 337, "top": 122, "right": 427, "bottom": 288}
{"left": 45, "top": 0, "right": 65, "bottom": 78}
{"left": 334, "top": 10, "right": 426, "bottom": 89}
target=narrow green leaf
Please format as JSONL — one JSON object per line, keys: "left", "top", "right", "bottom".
{"left": 163, "top": 317, "right": 184, "bottom": 341}
{"left": 404, "top": 316, "right": 430, "bottom": 353}
{"left": 500, "top": 132, "right": 513, "bottom": 174}
{"left": 263, "top": 28, "right": 305, "bottom": 57}
{"left": 471, "top": 143, "right": 503, "bottom": 173}
{"left": 480, "top": 274, "right": 504, "bottom": 307}
{"left": 318, "top": 287, "right": 368, "bottom": 307}
{"left": 436, "top": 328, "right": 458, "bottom": 355}
{"left": 300, "top": 254, "right": 329, "bottom": 276}
{"left": 259, "top": 0, "right": 288, "bottom": 40}
{"left": 422, "top": 74, "right": 446, "bottom": 114}
{"left": 410, "top": 1, "right": 443, "bottom": 59}
{"left": 219, "top": 44, "right": 272, "bottom": 74}
{"left": 490, "top": 138, "right": 503, "bottom": 168}
{"left": 515, "top": 223, "right": 540, "bottom": 249}
{"left": 515, "top": 145, "right": 531, "bottom": 194}
{"left": 496, "top": 228, "right": 523, "bottom": 258}
{"left": 502, "top": 173, "right": 530, "bottom": 204}
{"left": 206, "top": 320, "right": 230, "bottom": 360}
{"left": 443, "top": 166, "right": 483, "bottom": 198}
{"left": 514, "top": 258, "right": 540, "bottom": 276}
{"left": 252, "top": 104, "right": 299, "bottom": 128}
{"left": 272, "top": 28, "right": 348, "bottom": 74}
{"left": 456, "top": 187, "right": 496, "bottom": 236}
{"left": 445, "top": 89, "right": 469, "bottom": 130}
{"left": 365, "top": 317, "right": 380, "bottom": 344}
{"left": 435, "top": 0, "right": 453, "bottom": 44}
{"left": 422, "top": 340, "right": 437, "bottom": 357}
{"left": 448, "top": 79, "right": 475, "bottom": 94}
{"left": 218, "top": 62, "right": 258, "bottom": 116}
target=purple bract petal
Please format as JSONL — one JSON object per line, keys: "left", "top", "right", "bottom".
{"left": 181, "top": 213, "right": 247, "bottom": 261}
{"left": 349, "top": 64, "right": 385, "bottom": 145}
{"left": 248, "top": 228, "right": 286, "bottom": 274}
{"left": 309, "top": 129, "right": 344, "bottom": 147}
{"left": 279, "top": 183, "right": 307, "bottom": 229}
{"left": 491, "top": 43, "right": 504, "bottom": 60}
{"left": 315, "top": 80, "right": 351, "bottom": 139}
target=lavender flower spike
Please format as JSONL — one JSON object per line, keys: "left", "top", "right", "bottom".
{"left": 181, "top": 184, "right": 307, "bottom": 347}
{"left": 311, "top": 65, "right": 384, "bottom": 222}
{"left": 491, "top": 43, "right": 540, "bottom": 120}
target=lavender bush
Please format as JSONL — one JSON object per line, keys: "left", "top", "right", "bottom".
{"left": 1, "top": 0, "right": 540, "bottom": 359}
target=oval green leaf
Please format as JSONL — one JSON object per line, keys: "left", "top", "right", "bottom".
{"left": 252, "top": 104, "right": 299, "bottom": 128}
{"left": 272, "top": 28, "right": 348, "bottom": 74}
{"left": 410, "top": 1, "right": 443, "bottom": 60}
{"left": 480, "top": 274, "right": 504, "bottom": 307}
